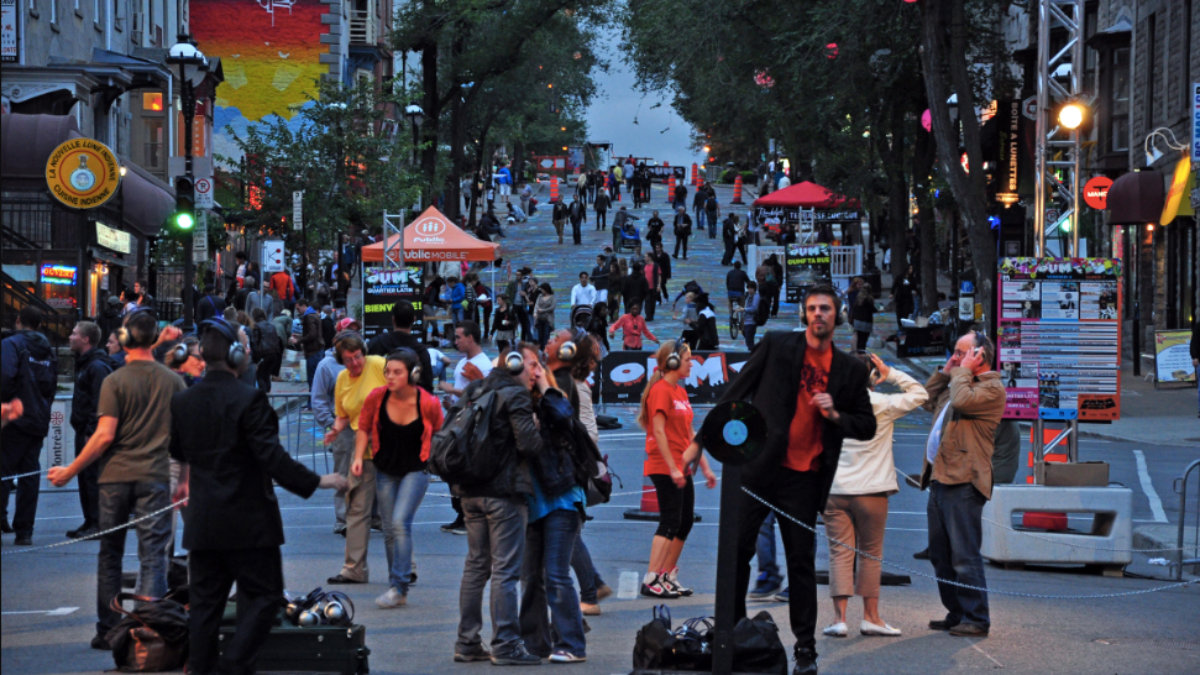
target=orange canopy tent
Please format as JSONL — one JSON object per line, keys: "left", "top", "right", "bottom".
{"left": 361, "top": 206, "right": 501, "bottom": 263}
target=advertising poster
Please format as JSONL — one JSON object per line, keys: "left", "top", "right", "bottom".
{"left": 997, "top": 258, "right": 1122, "bottom": 421}
{"left": 362, "top": 265, "right": 424, "bottom": 340}
{"left": 1153, "top": 330, "right": 1197, "bottom": 386}
{"left": 600, "top": 350, "right": 750, "bottom": 404}
{"left": 784, "top": 243, "right": 832, "bottom": 302}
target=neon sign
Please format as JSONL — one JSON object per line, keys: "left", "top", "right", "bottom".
{"left": 41, "top": 264, "right": 78, "bottom": 285}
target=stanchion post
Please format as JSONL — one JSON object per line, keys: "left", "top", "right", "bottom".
{"left": 711, "top": 463, "right": 742, "bottom": 675}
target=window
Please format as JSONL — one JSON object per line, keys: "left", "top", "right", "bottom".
{"left": 143, "top": 117, "right": 164, "bottom": 169}
{"left": 1145, "top": 14, "right": 1157, "bottom": 126}
{"left": 1111, "top": 48, "right": 1129, "bottom": 152}
{"left": 143, "top": 92, "right": 163, "bottom": 111}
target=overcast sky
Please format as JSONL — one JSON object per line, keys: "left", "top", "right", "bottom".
{"left": 584, "top": 39, "right": 707, "bottom": 167}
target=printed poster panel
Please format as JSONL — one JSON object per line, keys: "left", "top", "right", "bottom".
{"left": 997, "top": 258, "right": 1122, "bottom": 421}
{"left": 784, "top": 243, "right": 832, "bottom": 302}
{"left": 362, "top": 265, "right": 424, "bottom": 340}
{"left": 600, "top": 350, "right": 750, "bottom": 404}
{"left": 1153, "top": 330, "right": 1197, "bottom": 385}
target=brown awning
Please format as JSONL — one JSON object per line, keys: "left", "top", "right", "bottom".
{"left": 1105, "top": 171, "right": 1164, "bottom": 225}
{"left": 0, "top": 113, "right": 81, "bottom": 179}
{"left": 119, "top": 163, "right": 174, "bottom": 237}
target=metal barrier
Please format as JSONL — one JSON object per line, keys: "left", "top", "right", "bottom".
{"left": 1174, "top": 459, "right": 1200, "bottom": 580}
{"left": 266, "top": 393, "right": 331, "bottom": 475}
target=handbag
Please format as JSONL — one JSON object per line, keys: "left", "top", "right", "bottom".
{"left": 106, "top": 590, "right": 190, "bottom": 672}
{"left": 732, "top": 610, "right": 788, "bottom": 674}
{"left": 632, "top": 605, "right": 679, "bottom": 670}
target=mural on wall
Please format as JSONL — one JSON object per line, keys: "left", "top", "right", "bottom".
{"left": 191, "top": 0, "right": 329, "bottom": 160}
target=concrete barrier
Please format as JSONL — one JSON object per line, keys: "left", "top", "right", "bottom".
{"left": 982, "top": 485, "right": 1133, "bottom": 568}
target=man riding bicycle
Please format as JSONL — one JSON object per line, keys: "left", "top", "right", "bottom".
{"left": 725, "top": 261, "right": 751, "bottom": 309}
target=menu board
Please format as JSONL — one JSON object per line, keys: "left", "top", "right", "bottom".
{"left": 784, "top": 243, "right": 832, "bottom": 302}
{"left": 997, "top": 258, "right": 1122, "bottom": 421}
{"left": 362, "top": 265, "right": 424, "bottom": 340}
{"left": 1153, "top": 330, "right": 1197, "bottom": 386}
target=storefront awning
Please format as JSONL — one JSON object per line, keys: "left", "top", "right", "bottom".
{"left": 119, "top": 161, "right": 175, "bottom": 237}
{"left": 0, "top": 113, "right": 81, "bottom": 179}
{"left": 1105, "top": 171, "right": 1164, "bottom": 225}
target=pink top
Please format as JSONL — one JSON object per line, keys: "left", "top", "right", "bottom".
{"left": 610, "top": 314, "right": 657, "bottom": 349}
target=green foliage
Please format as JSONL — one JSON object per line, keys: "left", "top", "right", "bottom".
{"left": 216, "top": 80, "right": 422, "bottom": 258}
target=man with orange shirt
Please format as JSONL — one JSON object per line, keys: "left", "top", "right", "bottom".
{"left": 697, "top": 286, "right": 876, "bottom": 675}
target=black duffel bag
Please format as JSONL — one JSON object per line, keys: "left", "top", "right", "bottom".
{"left": 632, "top": 604, "right": 679, "bottom": 670}
{"left": 733, "top": 610, "right": 788, "bottom": 674}
{"left": 106, "top": 589, "right": 190, "bottom": 672}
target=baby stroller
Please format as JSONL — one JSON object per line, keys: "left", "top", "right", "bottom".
{"left": 615, "top": 221, "right": 641, "bottom": 255}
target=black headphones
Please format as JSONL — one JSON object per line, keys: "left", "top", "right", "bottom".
{"left": 200, "top": 319, "right": 247, "bottom": 370}
{"left": 664, "top": 339, "right": 688, "bottom": 371}
{"left": 285, "top": 588, "right": 355, "bottom": 627}
{"left": 116, "top": 308, "right": 159, "bottom": 349}
{"left": 798, "top": 286, "right": 845, "bottom": 328}
{"left": 388, "top": 347, "right": 422, "bottom": 385}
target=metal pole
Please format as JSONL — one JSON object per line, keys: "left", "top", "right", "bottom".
{"left": 1070, "top": 0, "right": 1083, "bottom": 256}
{"left": 181, "top": 63, "right": 196, "bottom": 333}
{"left": 710, "top": 463, "right": 742, "bottom": 675}
{"left": 1033, "top": 417, "right": 1045, "bottom": 484}
{"left": 1035, "top": 0, "right": 1050, "bottom": 256}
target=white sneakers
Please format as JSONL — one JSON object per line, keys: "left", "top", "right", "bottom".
{"left": 824, "top": 620, "right": 902, "bottom": 637}
{"left": 374, "top": 588, "right": 407, "bottom": 609}
{"left": 860, "top": 620, "right": 902, "bottom": 636}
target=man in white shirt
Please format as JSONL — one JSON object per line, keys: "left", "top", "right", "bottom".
{"left": 440, "top": 321, "right": 493, "bottom": 406}
{"left": 570, "top": 272, "right": 598, "bottom": 308}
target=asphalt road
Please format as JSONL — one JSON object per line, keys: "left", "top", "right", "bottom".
{"left": 3, "top": 402, "right": 1197, "bottom": 675}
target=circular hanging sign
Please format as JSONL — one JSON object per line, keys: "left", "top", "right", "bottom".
{"left": 1083, "top": 176, "right": 1114, "bottom": 210}
{"left": 45, "top": 138, "right": 122, "bottom": 209}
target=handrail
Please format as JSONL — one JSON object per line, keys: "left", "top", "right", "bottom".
{"left": 1175, "top": 459, "right": 1200, "bottom": 581}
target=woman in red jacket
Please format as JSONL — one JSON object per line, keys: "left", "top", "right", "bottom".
{"left": 353, "top": 348, "right": 444, "bottom": 609}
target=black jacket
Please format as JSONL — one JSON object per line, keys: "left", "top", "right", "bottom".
{"left": 321, "top": 315, "right": 336, "bottom": 350}
{"left": 623, "top": 274, "right": 650, "bottom": 305}
{"left": 195, "top": 293, "right": 226, "bottom": 323}
{"left": 1, "top": 330, "right": 58, "bottom": 438}
{"left": 652, "top": 250, "right": 672, "bottom": 280}
{"left": 71, "top": 347, "right": 116, "bottom": 437}
{"left": 1191, "top": 319, "right": 1200, "bottom": 361}
{"left": 366, "top": 330, "right": 435, "bottom": 393}
{"left": 451, "top": 369, "right": 544, "bottom": 500}
{"left": 716, "top": 331, "right": 876, "bottom": 510}
{"left": 169, "top": 371, "right": 321, "bottom": 551}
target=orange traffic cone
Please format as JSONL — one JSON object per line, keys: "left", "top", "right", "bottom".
{"left": 732, "top": 174, "right": 745, "bottom": 204}
{"left": 666, "top": 174, "right": 676, "bottom": 203}
{"left": 691, "top": 163, "right": 698, "bottom": 186}
{"left": 550, "top": 176, "right": 560, "bottom": 203}
{"left": 697, "top": 171, "right": 705, "bottom": 188}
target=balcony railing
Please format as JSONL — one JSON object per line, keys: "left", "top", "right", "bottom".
{"left": 349, "top": 9, "right": 377, "bottom": 45}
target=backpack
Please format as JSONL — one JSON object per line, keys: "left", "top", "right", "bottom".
{"left": 10, "top": 336, "right": 58, "bottom": 434}
{"left": 706, "top": 196, "right": 718, "bottom": 212}
{"left": 253, "top": 324, "right": 283, "bottom": 360}
{"left": 429, "top": 386, "right": 506, "bottom": 486}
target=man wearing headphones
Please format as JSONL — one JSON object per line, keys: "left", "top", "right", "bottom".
{"left": 689, "top": 286, "right": 877, "bottom": 675}
{"left": 170, "top": 319, "right": 348, "bottom": 675}
{"left": 49, "top": 309, "right": 187, "bottom": 651}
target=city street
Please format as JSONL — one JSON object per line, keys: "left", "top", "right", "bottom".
{"left": 3, "top": 181, "right": 1197, "bottom": 675}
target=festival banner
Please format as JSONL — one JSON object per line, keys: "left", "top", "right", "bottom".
{"left": 784, "top": 243, "right": 832, "bottom": 302}
{"left": 362, "top": 265, "right": 424, "bottom": 340}
{"left": 600, "top": 350, "right": 751, "bottom": 405}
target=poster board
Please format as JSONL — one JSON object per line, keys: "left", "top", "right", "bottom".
{"left": 1153, "top": 330, "right": 1197, "bottom": 388}
{"left": 361, "top": 265, "right": 424, "bottom": 340}
{"left": 784, "top": 243, "right": 832, "bottom": 302}
{"left": 997, "top": 258, "right": 1122, "bottom": 421}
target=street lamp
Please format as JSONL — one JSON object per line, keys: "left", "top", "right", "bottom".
{"left": 166, "top": 35, "right": 208, "bottom": 332}
{"left": 404, "top": 102, "right": 424, "bottom": 165}
{"left": 1057, "top": 101, "right": 1088, "bottom": 130}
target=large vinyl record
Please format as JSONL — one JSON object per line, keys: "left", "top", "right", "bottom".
{"left": 700, "top": 400, "right": 768, "bottom": 466}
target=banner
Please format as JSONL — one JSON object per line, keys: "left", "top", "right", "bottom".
{"left": 362, "top": 265, "right": 424, "bottom": 340}
{"left": 1153, "top": 330, "right": 1197, "bottom": 386}
{"left": 785, "top": 243, "right": 832, "bottom": 302}
{"left": 38, "top": 400, "right": 75, "bottom": 492}
{"left": 600, "top": 350, "right": 751, "bottom": 404}
{"left": 994, "top": 99, "right": 1022, "bottom": 204}
{"left": 645, "top": 166, "right": 687, "bottom": 183}
{"left": 997, "top": 258, "right": 1122, "bottom": 421}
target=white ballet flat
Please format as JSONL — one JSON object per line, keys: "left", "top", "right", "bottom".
{"left": 822, "top": 622, "right": 848, "bottom": 637}
{"left": 861, "top": 620, "right": 902, "bottom": 636}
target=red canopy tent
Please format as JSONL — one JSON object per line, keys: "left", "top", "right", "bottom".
{"left": 751, "top": 181, "right": 861, "bottom": 209}
{"left": 361, "top": 207, "right": 501, "bottom": 263}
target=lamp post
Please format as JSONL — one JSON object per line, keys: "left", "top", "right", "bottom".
{"left": 167, "top": 36, "right": 208, "bottom": 332}
{"left": 404, "top": 102, "right": 424, "bottom": 166}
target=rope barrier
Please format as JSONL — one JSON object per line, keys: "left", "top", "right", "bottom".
{"left": 3, "top": 499, "right": 187, "bottom": 556}
{"left": 1, "top": 468, "right": 51, "bottom": 481}
{"left": 741, "top": 487, "right": 1195, "bottom": 600}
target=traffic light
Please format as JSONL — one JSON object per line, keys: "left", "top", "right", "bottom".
{"left": 174, "top": 176, "right": 195, "bottom": 230}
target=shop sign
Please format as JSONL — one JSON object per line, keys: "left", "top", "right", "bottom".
{"left": 262, "top": 240, "right": 285, "bottom": 274}
{"left": 361, "top": 266, "right": 424, "bottom": 339}
{"left": 40, "top": 264, "right": 78, "bottom": 285}
{"left": 1, "top": 0, "right": 18, "bottom": 63}
{"left": 995, "top": 100, "right": 1022, "bottom": 204}
{"left": 45, "top": 138, "right": 121, "bottom": 209}
{"left": 1153, "top": 330, "right": 1196, "bottom": 385}
{"left": 95, "top": 221, "right": 132, "bottom": 254}
{"left": 1192, "top": 83, "right": 1199, "bottom": 163}
{"left": 1083, "top": 176, "right": 1113, "bottom": 210}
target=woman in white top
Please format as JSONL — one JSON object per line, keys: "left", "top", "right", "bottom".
{"left": 823, "top": 352, "right": 928, "bottom": 638}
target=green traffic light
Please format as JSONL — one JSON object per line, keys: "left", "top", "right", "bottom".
{"left": 177, "top": 213, "right": 195, "bottom": 230}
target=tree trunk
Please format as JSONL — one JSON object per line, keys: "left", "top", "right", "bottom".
{"left": 884, "top": 98, "right": 909, "bottom": 282}
{"left": 920, "top": 0, "right": 995, "bottom": 326}
{"left": 913, "top": 120, "right": 939, "bottom": 316}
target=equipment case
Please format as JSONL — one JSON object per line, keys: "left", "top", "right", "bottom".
{"left": 219, "top": 610, "right": 369, "bottom": 674}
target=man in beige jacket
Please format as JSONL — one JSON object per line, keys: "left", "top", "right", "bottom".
{"left": 920, "top": 330, "right": 1006, "bottom": 637}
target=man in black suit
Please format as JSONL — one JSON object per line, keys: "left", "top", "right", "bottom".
{"left": 170, "top": 319, "right": 347, "bottom": 675}
{"left": 690, "top": 286, "right": 876, "bottom": 675}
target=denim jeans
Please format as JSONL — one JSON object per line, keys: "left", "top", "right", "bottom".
{"left": 755, "top": 511, "right": 781, "bottom": 584}
{"left": 305, "top": 353, "right": 322, "bottom": 392}
{"left": 927, "top": 482, "right": 990, "bottom": 628}
{"left": 450, "top": 305, "right": 465, "bottom": 324}
{"left": 695, "top": 209, "right": 706, "bottom": 235}
{"left": 744, "top": 324, "right": 758, "bottom": 351}
{"left": 571, "top": 536, "right": 607, "bottom": 604}
{"left": 376, "top": 470, "right": 429, "bottom": 594}
{"left": 457, "top": 496, "right": 528, "bottom": 655}
{"left": 520, "top": 509, "right": 586, "bottom": 657}
{"left": 707, "top": 212, "right": 718, "bottom": 239}
{"left": 0, "top": 429, "right": 43, "bottom": 536}
{"left": 96, "top": 481, "right": 172, "bottom": 634}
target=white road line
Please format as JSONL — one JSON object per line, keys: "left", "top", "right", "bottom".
{"left": 598, "top": 433, "right": 646, "bottom": 440}
{"left": 1133, "top": 450, "right": 1168, "bottom": 523}
{"left": 970, "top": 640, "right": 1004, "bottom": 668}
{"left": 1, "top": 607, "right": 79, "bottom": 617}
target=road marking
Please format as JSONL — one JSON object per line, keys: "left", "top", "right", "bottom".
{"left": 970, "top": 640, "right": 1004, "bottom": 668}
{"left": 1, "top": 607, "right": 79, "bottom": 617}
{"left": 1133, "top": 450, "right": 1168, "bottom": 523}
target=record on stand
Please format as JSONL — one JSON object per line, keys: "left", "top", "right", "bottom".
{"left": 700, "top": 400, "right": 767, "bottom": 466}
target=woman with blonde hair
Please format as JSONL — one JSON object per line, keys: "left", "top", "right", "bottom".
{"left": 637, "top": 340, "right": 717, "bottom": 598}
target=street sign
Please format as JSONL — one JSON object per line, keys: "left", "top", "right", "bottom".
{"left": 193, "top": 211, "right": 208, "bottom": 263}
{"left": 262, "top": 240, "right": 285, "bottom": 274}
{"left": 1022, "top": 96, "right": 1038, "bottom": 121}
{"left": 1083, "top": 176, "right": 1113, "bottom": 210}
{"left": 1045, "top": 208, "right": 1060, "bottom": 227}
{"left": 293, "top": 190, "right": 303, "bottom": 231}
{"left": 194, "top": 177, "right": 214, "bottom": 209}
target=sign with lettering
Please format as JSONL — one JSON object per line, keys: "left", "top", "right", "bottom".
{"left": 784, "top": 243, "right": 832, "bottom": 302}
{"left": 194, "top": 177, "right": 214, "bottom": 208}
{"left": 95, "top": 221, "right": 132, "bottom": 254}
{"left": 995, "top": 99, "right": 1022, "bottom": 204}
{"left": 45, "top": 138, "right": 122, "bottom": 209}
{"left": 40, "top": 264, "right": 78, "bottom": 285}
{"left": 262, "top": 240, "right": 285, "bottom": 274}
{"left": 1083, "top": 176, "right": 1113, "bottom": 210}
{"left": 600, "top": 350, "right": 751, "bottom": 404}
{"left": 1192, "top": 83, "right": 1199, "bottom": 163}
{"left": 1153, "top": 330, "right": 1197, "bottom": 386}
{"left": 1, "top": 0, "right": 18, "bottom": 63}
{"left": 361, "top": 265, "right": 424, "bottom": 339}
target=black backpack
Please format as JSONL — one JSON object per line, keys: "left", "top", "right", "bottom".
{"left": 429, "top": 386, "right": 506, "bottom": 486}
{"left": 706, "top": 196, "right": 718, "bottom": 212}
{"left": 253, "top": 324, "right": 283, "bottom": 360}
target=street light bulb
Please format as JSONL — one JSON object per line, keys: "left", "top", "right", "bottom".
{"left": 703, "top": 145, "right": 711, "bottom": 153}
{"left": 177, "top": 213, "right": 194, "bottom": 230}
{"left": 1058, "top": 102, "right": 1085, "bottom": 130}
